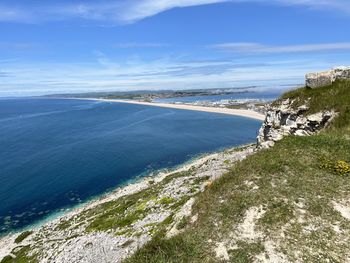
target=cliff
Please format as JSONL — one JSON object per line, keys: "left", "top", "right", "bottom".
{"left": 257, "top": 99, "right": 335, "bottom": 149}
{"left": 257, "top": 67, "right": 350, "bottom": 149}
{"left": 1, "top": 69, "right": 350, "bottom": 263}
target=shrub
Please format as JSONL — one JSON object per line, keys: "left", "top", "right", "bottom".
{"left": 0, "top": 255, "right": 13, "bottom": 263}
{"left": 320, "top": 158, "right": 350, "bottom": 176}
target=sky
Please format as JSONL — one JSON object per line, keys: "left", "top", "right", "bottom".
{"left": 0, "top": 0, "right": 350, "bottom": 96}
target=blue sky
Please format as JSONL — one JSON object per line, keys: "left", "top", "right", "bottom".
{"left": 0, "top": 0, "right": 350, "bottom": 96}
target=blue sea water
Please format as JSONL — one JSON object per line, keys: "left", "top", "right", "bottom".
{"left": 0, "top": 98, "right": 261, "bottom": 234}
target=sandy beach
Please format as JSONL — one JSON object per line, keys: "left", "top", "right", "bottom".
{"left": 87, "top": 98, "right": 266, "bottom": 121}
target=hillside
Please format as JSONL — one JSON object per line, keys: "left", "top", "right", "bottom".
{"left": 125, "top": 80, "right": 350, "bottom": 262}
{"left": 1, "top": 79, "right": 349, "bottom": 263}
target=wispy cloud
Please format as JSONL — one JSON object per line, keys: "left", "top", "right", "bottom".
{"left": 0, "top": 0, "right": 349, "bottom": 24}
{"left": 116, "top": 0, "right": 231, "bottom": 23}
{"left": 2, "top": 51, "right": 348, "bottom": 96}
{"left": 211, "top": 42, "right": 350, "bottom": 54}
{"left": 0, "top": 71, "right": 10, "bottom": 77}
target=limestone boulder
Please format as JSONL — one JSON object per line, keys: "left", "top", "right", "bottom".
{"left": 305, "top": 71, "right": 334, "bottom": 89}
{"left": 333, "top": 66, "right": 350, "bottom": 80}
{"left": 306, "top": 66, "right": 350, "bottom": 88}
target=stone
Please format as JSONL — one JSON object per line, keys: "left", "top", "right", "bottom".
{"left": 307, "top": 113, "right": 323, "bottom": 123}
{"left": 296, "top": 116, "right": 307, "bottom": 125}
{"left": 306, "top": 71, "right": 333, "bottom": 89}
{"left": 297, "top": 105, "right": 309, "bottom": 114}
{"left": 285, "top": 117, "right": 297, "bottom": 128}
{"left": 333, "top": 66, "right": 350, "bottom": 80}
{"left": 305, "top": 66, "right": 350, "bottom": 88}
{"left": 294, "top": 130, "right": 309, "bottom": 136}
{"left": 259, "top": 141, "right": 275, "bottom": 149}
{"left": 257, "top": 97, "right": 335, "bottom": 148}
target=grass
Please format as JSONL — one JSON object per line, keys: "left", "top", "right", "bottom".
{"left": 85, "top": 189, "right": 156, "bottom": 232}
{"left": 228, "top": 241, "right": 265, "bottom": 263}
{"left": 81, "top": 169, "right": 195, "bottom": 233}
{"left": 158, "top": 197, "right": 176, "bottom": 205}
{"left": 1, "top": 246, "right": 38, "bottom": 263}
{"left": 176, "top": 217, "right": 189, "bottom": 230}
{"left": 124, "top": 81, "right": 350, "bottom": 262}
{"left": 123, "top": 233, "right": 209, "bottom": 263}
{"left": 14, "top": 231, "right": 32, "bottom": 244}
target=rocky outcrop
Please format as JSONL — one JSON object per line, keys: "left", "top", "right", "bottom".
{"left": 306, "top": 66, "right": 350, "bottom": 88}
{"left": 257, "top": 98, "right": 335, "bottom": 149}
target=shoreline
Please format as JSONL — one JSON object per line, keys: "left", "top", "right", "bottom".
{"left": 80, "top": 98, "right": 266, "bottom": 121}
{"left": 0, "top": 143, "right": 256, "bottom": 260}
{"left": 0, "top": 150, "right": 209, "bottom": 236}
{"left": 0, "top": 144, "right": 231, "bottom": 237}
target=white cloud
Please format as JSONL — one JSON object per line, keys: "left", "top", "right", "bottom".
{"left": 117, "top": 0, "right": 231, "bottom": 23}
{"left": 211, "top": 42, "right": 350, "bottom": 54}
{"left": 115, "top": 0, "right": 350, "bottom": 23}
{"left": 2, "top": 51, "right": 348, "bottom": 96}
{"left": 0, "top": 0, "right": 349, "bottom": 24}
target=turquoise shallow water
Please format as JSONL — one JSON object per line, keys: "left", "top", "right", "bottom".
{"left": 0, "top": 98, "right": 261, "bottom": 234}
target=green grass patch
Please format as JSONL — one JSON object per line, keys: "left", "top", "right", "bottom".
{"left": 158, "top": 197, "right": 176, "bottom": 205}
{"left": 14, "top": 231, "right": 33, "bottom": 244}
{"left": 259, "top": 201, "right": 294, "bottom": 230}
{"left": 228, "top": 241, "right": 265, "bottom": 263}
{"left": 123, "top": 232, "right": 208, "bottom": 263}
{"left": 1, "top": 246, "right": 38, "bottom": 263}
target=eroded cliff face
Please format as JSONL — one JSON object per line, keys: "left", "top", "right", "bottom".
{"left": 305, "top": 66, "right": 350, "bottom": 89}
{"left": 257, "top": 66, "right": 350, "bottom": 149}
{"left": 257, "top": 98, "right": 335, "bottom": 148}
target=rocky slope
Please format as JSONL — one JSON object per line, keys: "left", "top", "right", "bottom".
{"left": 0, "top": 146, "right": 256, "bottom": 263}
{"left": 257, "top": 66, "right": 350, "bottom": 148}
{"left": 257, "top": 98, "right": 335, "bottom": 149}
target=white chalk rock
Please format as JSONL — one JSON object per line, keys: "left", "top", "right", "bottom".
{"left": 306, "top": 66, "right": 350, "bottom": 88}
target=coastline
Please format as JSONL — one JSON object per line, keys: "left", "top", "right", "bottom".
{"left": 0, "top": 143, "right": 257, "bottom": 261}
{"left": 80, "top": 98, "right": 266, "bottom": 121}
{"left": 0, "top": 148, "right": 215, "bottom": 235}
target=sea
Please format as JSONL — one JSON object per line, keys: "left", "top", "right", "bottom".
{"left": 0, "top": 97, "right": 262, "bottom": 235}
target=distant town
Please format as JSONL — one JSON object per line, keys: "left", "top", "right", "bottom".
{"left": 47, "top": 87, "right": 273, "bottom": 114}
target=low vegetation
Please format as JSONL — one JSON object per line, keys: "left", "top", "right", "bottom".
{"left": 14, "top": 231, "right": 32, "bottom": 244}
{"left": 125, "top": 81, "right": 350, "bottom": 262}
{"left": 0, "top": 246, "right": 37, "bottom": 263}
